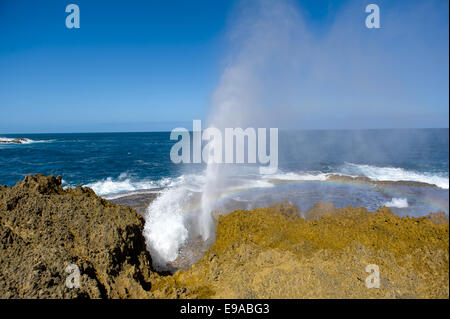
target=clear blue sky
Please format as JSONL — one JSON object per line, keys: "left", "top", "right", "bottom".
{"left": 0, "top": 0, "right": 448, "bottom": 133}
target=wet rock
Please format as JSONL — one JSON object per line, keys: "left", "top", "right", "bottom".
{"left": 107, "top": 191, "right": 161, "bottom": 216}
{"left": 0, "top": 138, "right": 29, "bottom": 144}
{"left": 327, "top": 174, "right": 439, "bottom": 188}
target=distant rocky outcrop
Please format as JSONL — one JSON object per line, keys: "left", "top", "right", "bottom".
{"left": 0, "top": 138, "right": 29, "bottom": 144}
{"left": 326, "top": 174, "right": 439, "bottom": 188}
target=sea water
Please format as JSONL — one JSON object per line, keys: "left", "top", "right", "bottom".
{"left": 1, "top": 129, "right": 448, "bottom": 269}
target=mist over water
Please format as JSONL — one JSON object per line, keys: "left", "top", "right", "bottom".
{"left": 1, "top": 130, "right": 448, "bottom": 270}
{"left": 141, "top": 0, "right": 449, "bottom": 270}
{"left": 199, "top": 0, "right": 308, "bottom": 242}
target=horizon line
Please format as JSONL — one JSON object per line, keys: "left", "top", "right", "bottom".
{"left": 1, "top": 127, "right": 449, "bottom": 135}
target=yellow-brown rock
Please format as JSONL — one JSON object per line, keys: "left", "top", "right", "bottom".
{"left": 151, "top": 205, "right": 449, "bottom": 298}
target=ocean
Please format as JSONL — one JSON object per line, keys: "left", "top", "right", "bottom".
{"left": 0, "top": 129, "right": 448, "bottom": 214}
{"left": 2, "top": 128, "right": 448, "bottom": 269}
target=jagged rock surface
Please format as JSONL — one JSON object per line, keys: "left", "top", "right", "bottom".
{"left": 152, "top": 205, "right": 449, "bottom": 298}
{"left": 0, "top": 175, "right": 154, "bottom": 298}
{"left": 1, "top": 175, "right": 448, "bottom": 299}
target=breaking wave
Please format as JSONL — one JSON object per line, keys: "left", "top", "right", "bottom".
{"left": 265, "top": 172, "right": 329, "bottom": 181}
{"left": 0, "top": 137, "right": 55, "bottom": 145}
{"left": 341, "top": 163, "right": 449, "bottom": 189}
{"left": 82, "top": 163, "right": 448, "bottom": 200}
{"left": 384, "top": 198, "right": 409, "bottom": 208}
{"left": 79, "top": 164, "right": 448, "bottom": 270}
{"left": 84, "top": 173, "right": 169, "bottom": 196}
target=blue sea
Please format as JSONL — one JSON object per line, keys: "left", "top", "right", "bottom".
{"left": 2, "top": 128, "right": 449, "bottom": 269}
{"left": 1, "top": 129, "right": 448, "bottom": 219}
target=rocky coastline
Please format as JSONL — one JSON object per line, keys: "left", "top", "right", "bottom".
{"left": 0, "top": 175, "right": 448, "bottom": 298}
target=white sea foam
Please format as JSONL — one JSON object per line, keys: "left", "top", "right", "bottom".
{"left": 80, "top": 172, "right": 205, "bottom": 269}
{"left": 0, "top": 137, "right": 54, "bottom": 145}
{"left": 342, "top": 163, "right": 449, "bottom": 189}
{"left": 143, "top": 183, "right": 196, "bottom": 269}
{"left": 266, "top": 171, "right": 329, "bottom": 181}
{"left": 85, "top": 173, "right": 162, "bottom": 196}
{"left": 142, "top": 170, "right": 276, "bottom": 269}
{"left": 82, "top": 172, "right": 205, "bottom": 197}
{"left": 384, "top": 198, "right": 409, "bottom": 208}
